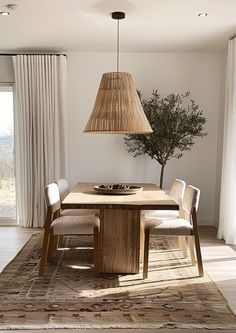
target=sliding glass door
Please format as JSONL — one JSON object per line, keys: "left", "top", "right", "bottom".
{"left": 0, "top": 85, "right": 16, "bottom": 223}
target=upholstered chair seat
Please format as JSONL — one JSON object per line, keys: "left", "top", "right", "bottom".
{"left": 60, "top": 208, "right": 98, "bottom": 217}
{"left": 144, "top": 218, "right": 192, "bottom": 236}
{"left": 142, "top": 210, "right": 179, "bottom": 219}
{"left": 51, "top": 215, "right": 99, "bottom": 235}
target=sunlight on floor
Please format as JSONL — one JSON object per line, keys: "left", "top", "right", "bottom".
{"left": 67, "top": 264, "right": 93, "bottom": 270}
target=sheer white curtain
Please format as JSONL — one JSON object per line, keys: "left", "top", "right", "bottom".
{"left": 218, "top": 38, "right": 236, "bottom": 244}
{"left": 13, "top": 55, "right": 67, "bottom": 228}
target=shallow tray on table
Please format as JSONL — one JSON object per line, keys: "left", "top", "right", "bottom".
{"left": 93, "top": 184, "right": 143, "bottom": 195}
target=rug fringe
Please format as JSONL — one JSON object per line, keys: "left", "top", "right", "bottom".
{"left": 1, "top": 323, "right": 236, "bottom": 330}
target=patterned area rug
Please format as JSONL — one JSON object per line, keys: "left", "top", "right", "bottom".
{"left": 0, "top": 232, "right": 236, "bottom": 330}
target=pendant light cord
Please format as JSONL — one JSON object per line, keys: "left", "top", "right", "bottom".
{"left": 112, "top": 12, "right": 125, "bottom": 73}
{"left": 117, "top": 18, "right": 120, "bottom": 73}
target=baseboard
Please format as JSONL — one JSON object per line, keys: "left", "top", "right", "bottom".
{"left": 199, "top": 225, "right": 217, "bottom": 229}
{"left": 0, "top": 221, "right": 18, "bottom": 226}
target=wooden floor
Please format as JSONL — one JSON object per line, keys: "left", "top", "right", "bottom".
{"left": 0, "top": 225, "right": 236, "bottom": 333}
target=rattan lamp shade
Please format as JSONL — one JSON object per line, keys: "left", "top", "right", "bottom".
{"left": 84, "top": 72, "right": 153, "bottom": 134}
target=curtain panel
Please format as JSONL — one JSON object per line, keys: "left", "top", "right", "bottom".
{"left": 13, "top": 55, "right": 67, "bottom": 228}
{"left": 218, "top": 38, "right": 236, "bottom": 244}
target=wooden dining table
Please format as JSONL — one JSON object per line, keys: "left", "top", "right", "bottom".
{"left": 61, "top": 182, "right": 179, "bottom": 274}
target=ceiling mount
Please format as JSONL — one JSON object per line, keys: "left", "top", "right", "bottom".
{"left": 6, "top": 4, "right": 18, "bottom": 10}
{"left": 111, "top": 12, "right": 125, "bottom": 20}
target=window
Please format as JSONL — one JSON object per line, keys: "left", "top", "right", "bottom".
{"left": 0, "top": 85, "right": 16, "bottom": 223}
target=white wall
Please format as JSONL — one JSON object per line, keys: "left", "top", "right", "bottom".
{"left": 67, "top": 52, "right": 226, "bottom": 225}
{"left": 0, "top": 56, "right": 14, "bottom": 82}
{"left": 0, "top": 52, "right": 226, "bottom": 226}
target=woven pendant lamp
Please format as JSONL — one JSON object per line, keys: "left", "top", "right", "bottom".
{"left": 84, "top": 12, "right": 153, "bottom": 134}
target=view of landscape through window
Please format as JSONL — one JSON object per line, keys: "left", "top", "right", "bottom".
{"left": 0, "top": 86, "right": 16, "bottom": 220}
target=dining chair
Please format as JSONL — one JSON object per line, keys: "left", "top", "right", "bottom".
{"left": 55, "top": 178, "right": 99, "bottom": 217}
{"left": 39, "top": 183, "right": 100, "bottom": 277}
{"left": 142, "top": 185, "right": 203, "bottom": 279}
{"left": 142, "top": 179, "right": 187, "bottom": 257}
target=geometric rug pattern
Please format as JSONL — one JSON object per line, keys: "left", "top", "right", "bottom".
{"left": 0, "top": 232, "right": 236, "bottom": 330}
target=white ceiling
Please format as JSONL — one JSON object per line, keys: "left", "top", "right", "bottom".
{"left": 0, "top": 0, "right": 236, "bottom": 53}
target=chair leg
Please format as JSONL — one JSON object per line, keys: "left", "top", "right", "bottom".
{"left": 140, "top": 217, "right": 144, "bottom": 263}
{"left": 47, "top": 234, "right": 55, "bottom": 261}
{"left": 39, "top": 228, "right": 50, "bottom": 276}
{"left": 143, "top": 228, "right": 150, "bottom": 279}
{"left": 58, "top": 235, "right": 63, "bottom": 248}
{"left": 93, "top": 226, "right": 100, "bottom": 276}
{"left": 52, "top": 235, "right": 59, "bottom": 250}
{"left": 192, "top": 208, "right": 204, "bottom": 276}
{"left": 47, "top": 234, "right": 59, "bottom": 261}
{"left": 188, "top": 236, "right": 196, "bottom": 265}
{"left": 179, "top": 236, "right": 188, "bottom": 258}
{"left": 194, "top": 235, "right": 204, "bottom": 276}
{"left": 178, "top": 236, "right": 183, "bottom": 251}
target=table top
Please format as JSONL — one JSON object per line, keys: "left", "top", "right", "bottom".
{"left": 61, "top": 182, "right": 179, "bottom": 210}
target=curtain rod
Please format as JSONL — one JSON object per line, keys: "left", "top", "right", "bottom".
{"left": 0, "top": 53, "right": 66, "bottom": 57}
{"left": 229, "top": 35, "right": 236, "bottom": 41}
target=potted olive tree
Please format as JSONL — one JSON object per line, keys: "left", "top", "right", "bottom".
{"left": 124, "top": 91, "right": 207, "bottom": 189}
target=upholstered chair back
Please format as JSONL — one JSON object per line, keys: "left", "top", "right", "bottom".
{"left": 44, "top": 183, "right": 61, "bottom": 214}
{"left": 182, "top": 185, "right": 200, "bottom": 221}
{"left": 55, "top": 178, "right": 69, "bottom": 202}
{"left": 170, "top": 179, "right": 186, "bottom": 204}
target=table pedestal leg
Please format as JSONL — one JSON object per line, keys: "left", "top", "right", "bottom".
{"left": 100, "top": 208, "right": 141, "bottom": 273}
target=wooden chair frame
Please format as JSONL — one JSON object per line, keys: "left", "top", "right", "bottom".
{"left": 143, "top": 206, "right": 203, "bottom": 279}
{"left": 39, "top": 199, "right": 100, "bottom": 277}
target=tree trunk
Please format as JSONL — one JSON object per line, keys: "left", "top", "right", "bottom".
{"left": 159, "top": 164, "right": 165, "bottom": 189}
